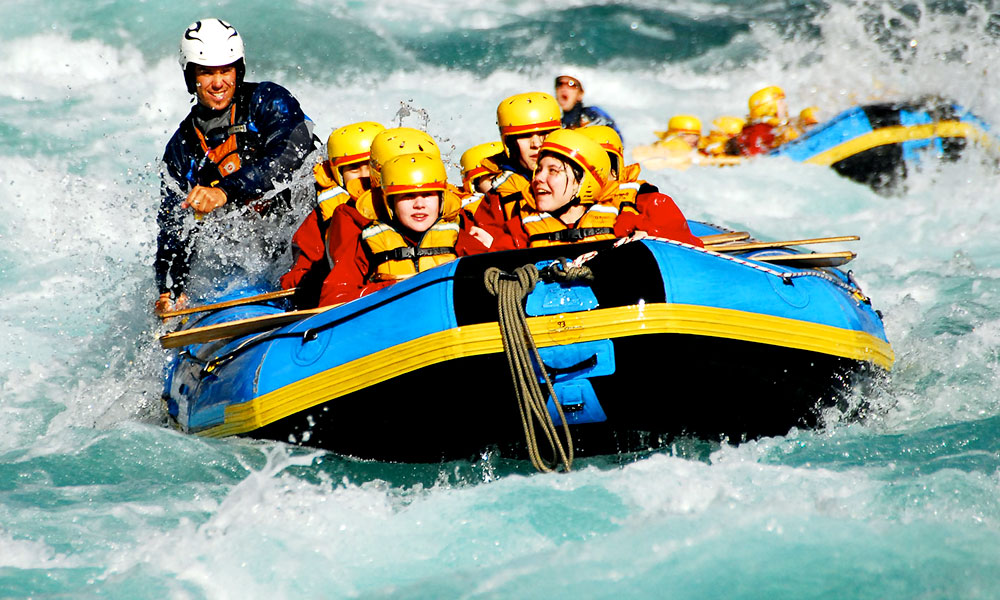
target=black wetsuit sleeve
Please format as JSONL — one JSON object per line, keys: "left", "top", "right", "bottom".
{"left": 214, "top": 83, "right": 317, "bottom": 205}
{"left": 155, "top": 143, "right": 195, "bottom": 296}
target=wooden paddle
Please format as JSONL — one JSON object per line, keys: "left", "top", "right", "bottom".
{"left": 159, "top": 305, "right": 332, "bottom": 349}
{"left": 706, "top": 235, "right": 860, "bottom": 253}
{"left": 157, "top": 288, "right": 298, "bottom": 319}
{"left": 754, "top": 251, "right": 856, "bottom": 269}
{"left": 698, "top": 231, "right": 751, "bottom": 245}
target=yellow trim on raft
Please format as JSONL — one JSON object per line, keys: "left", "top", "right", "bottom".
{"left": 805, "top": 121, "right": 997, "bottom": 166}
{"left": 198, "top": 303, "right": 894, "bottom": 438}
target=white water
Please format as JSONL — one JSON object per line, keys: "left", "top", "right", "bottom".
{"left": 1, "top": 1, "right": 999, "bottom": 598}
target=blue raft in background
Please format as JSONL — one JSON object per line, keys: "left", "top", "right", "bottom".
{"left": 634, "top": 97, "right": 998, "bottom": 193}
{"left": 772, "top": 97, "right": 998, "bottom": 190}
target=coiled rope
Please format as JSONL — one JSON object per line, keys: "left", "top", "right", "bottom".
{"left": 484, "top": 264, "right": 575, "bottom": 473}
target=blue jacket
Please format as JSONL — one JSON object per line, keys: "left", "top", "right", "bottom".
{"left": 156, "top": 81, "right": 317, "bottom": 296}
{"left": 561, "top": 102, "right": 622, "bottom": 141}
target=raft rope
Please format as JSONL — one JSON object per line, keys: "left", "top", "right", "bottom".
{"left": 617, "top": 235, "right": 867, "bottom": 298}
{"left": 484, "top": 264, "right": 576, "bottom": 473}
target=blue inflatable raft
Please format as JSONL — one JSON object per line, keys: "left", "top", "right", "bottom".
{"left": 161, "top": 223, "right": 894, "bottom": 462}
{"left": 773, "top": 97, "right": 997, "bottom": 190}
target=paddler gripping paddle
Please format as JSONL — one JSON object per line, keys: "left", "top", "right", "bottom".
{"left": 156, "top": 288, "right": 297, "bottom": 319}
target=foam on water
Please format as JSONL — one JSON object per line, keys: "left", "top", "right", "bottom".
{"left": 1, "top": 1, "right": 1000, "bottom": 598}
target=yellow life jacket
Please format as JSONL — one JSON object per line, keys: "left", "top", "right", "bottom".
{"left": 520, "top": 201, "right": 619, "bottom": 248}
{"left": 441, "top": 185, "right": 469, "bottom": 220}
{"left": 193, "top": 104, "right": 243, "bottom": 178}
{"left": 700, "top": 133, "right": 733, "bottom": 156}
{"left": 773, "top": 123, "right": 801, "bottom": 146}
{"left": 461, "top": 191, "right": 484, "bottom": 217}
{"left": 314, "top": 186, "right": 350, "bottom": 222}
{"left": 361, "top": 217, "right": 461, "bottom": 281}
{"left": 488, "top": 170, "right": 533, "bottom": 220}
{"left": 313, "top": 160, "right": 338, "bottom": 189}
{"left": 354, "top": 189, "right": 377, "bottom": 221}
{"left": 313, "top": 173, "right": 366, "bottom": 222}
{"left": 611, "top": 163, "right": 647, "bottom": 216}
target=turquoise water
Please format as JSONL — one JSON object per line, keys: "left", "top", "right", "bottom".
{"left": 1, "top": 1, "right": 999, "bottom": 598}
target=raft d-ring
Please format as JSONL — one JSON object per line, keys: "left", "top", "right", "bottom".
{"left": 547, "top": 257, "right": 570, "bottom": 276}
{"left": 781, "top": 273, "right": 794, "bottom": 286}
{"left": 302, "top": 329, "right": 318, "bottom": 343}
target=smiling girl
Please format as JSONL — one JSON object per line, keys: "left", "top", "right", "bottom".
{"left": 505, "top": 128, "right": 701, "bottom": 249}
{"left": 317, "top": 153, "right": 489, "bottom": 306}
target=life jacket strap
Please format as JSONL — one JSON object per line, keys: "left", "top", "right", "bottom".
{"left": 529, "top": 227, "right": 615, "bottom": 244}
{"left": 370, "top": 245, "right": 454, "bottom": 266}
{"left": 502, "top": 191, "right": 524, "bottom": 207}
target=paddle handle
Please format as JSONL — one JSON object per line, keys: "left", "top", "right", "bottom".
{"left": 698, "top": 231, "right": 750, "bottom": 245}
{"left": 157, "top": 288, "right": 298, "bottom": 319}
{"left": 159, "top": 305, "right": 332, "bottom": 349}
{"left": 706, "top": 235, "right": 860, "bottom": 252}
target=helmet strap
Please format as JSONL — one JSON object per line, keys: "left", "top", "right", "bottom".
{"left": 184, "top": 65, "right": 197, "bottom": 95}
{"left": 549, "top": 195, "right": 582, "bottom": 221}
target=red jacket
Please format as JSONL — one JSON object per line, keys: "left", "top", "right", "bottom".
{"left": 279, "top": 208, "right": 326, "bottom": 291}
{"left": 729, "top": 122, "right": 776, "bottom": 157}
{"left": 280, "top": 178, "right": 365, "bottom": 307}
{"left": 626, "top": 189, "right": 704, "bottom": 246}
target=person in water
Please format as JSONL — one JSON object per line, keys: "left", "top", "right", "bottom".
{"left": 659, "top": 115, "right": 702, "bottom": 147}
{"left": 726, "top": 85, "right": 800, "bottom": 156}
{"left": 154, "top": 18, "right": 318, "bottom": 314}
{"left": 652, "top": 114, "right": 703, "bottom": 157}
{"left": 794, "top": 106, "right": 820, "bottom": 133}
{"left": 279, "top": 121, "right": 385, "bottom": 309}
{"left": 502, "top": 128, "right": 700, "bottom": 248}
{"left": 699, "top": 116, "right": 745, "bottom": 156}
{"left": 554, "top": 74, "right": 622, "bottom": 140}
{"left": 316, "top": 153, "right": 490, "bottom": 306}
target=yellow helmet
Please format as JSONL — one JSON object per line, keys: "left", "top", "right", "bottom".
{"left": 667, "top": 115, "right": 702, "bottom": 136}
{"left": 460, "top": 141, "right": 504, "bottom": 193}
{"left": 710, "top": 115, "right": 745, "bottom": 137}
{"left": 496, "top": 92, "right": 562, "bottom": 152}
{"left": 577, "top": 125, "right": 624, "bottom": 172}
{"left": 379, "top": 153, "right": 448, "bottom": 219}
{"left": 368, "top": 127, "right": 441, "bottom": 189}
{"left": 326, "top": 121, "right": 385, "bottom": 187}
{"left": 538, "top": 128, "right": 611, "bottom": 203}
{"left": 748, "top": 86, "right": 786, "bottom": 120}
{"left": 798, "top": 106, "right": 820, "bottom": 126}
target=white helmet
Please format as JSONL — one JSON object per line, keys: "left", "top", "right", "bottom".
{"left": 179, "top": 18, "right": 245, "bottom": 93}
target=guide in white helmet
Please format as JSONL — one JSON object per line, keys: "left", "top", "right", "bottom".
{"left": 155, "top": 17, "right": 320, "bottom": 315}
